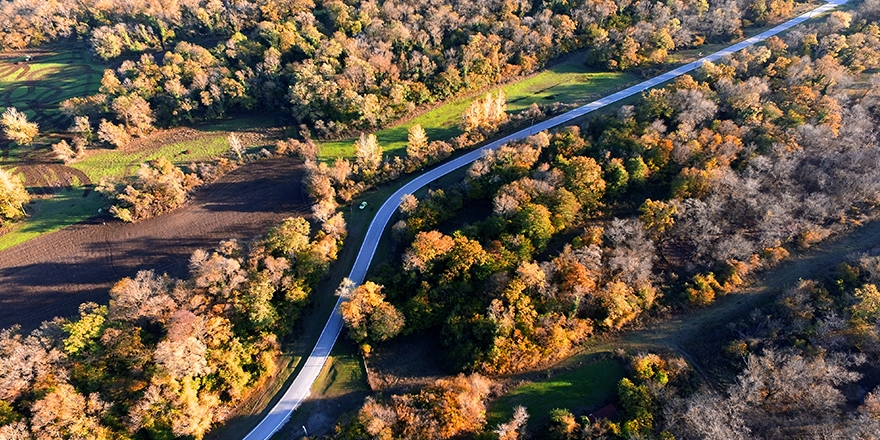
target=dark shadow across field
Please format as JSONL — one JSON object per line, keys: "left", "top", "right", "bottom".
{"left": 0, "top": 157, "right": 309, "bottom": 332}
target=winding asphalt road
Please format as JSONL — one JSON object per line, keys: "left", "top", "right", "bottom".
{"left": 243, "top": 1, "right": 850, "bottom": 437}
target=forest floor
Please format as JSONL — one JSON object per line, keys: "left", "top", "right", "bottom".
{"left": 0, "top": 156, "right": 309, "bottom": 332}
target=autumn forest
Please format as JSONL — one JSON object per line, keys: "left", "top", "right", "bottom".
{"left": 2, "top": 0, "right": 880, "bottom": 439}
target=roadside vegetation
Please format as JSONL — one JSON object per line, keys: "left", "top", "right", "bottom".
{"left": 324, "top": 3, "right": 880, "bottom": 438}
{"left": 317, "top": 63, "right": 636, "bottom": 160}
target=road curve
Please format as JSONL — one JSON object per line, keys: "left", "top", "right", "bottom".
{"left": 243, "top": 1, "right": 849, "bottom": 437}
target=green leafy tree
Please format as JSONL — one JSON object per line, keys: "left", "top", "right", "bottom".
{"left": 626, "top": 156, "right": 649, "bottom": 185}
{"left": 557, "top": 156, "right": 606, "bottom": 211}
{"left": 340, "top": 281, "right": 405, "bottom": 350}
{"left": 618, "top": 378, "right": 655, "bottom": 437}
{"left": 549, "top": 126, "right": 588, "bottom": 157}
{"left": 639, "top": 199, "right": 678, "bottom": 239}
{"left": 851, "top": 284, "right": 880, "bottom": 325}
{"left": 264, "top": 217, "right": 311, "bottom": 257}
{"left": 604, "top": 158, "right": 629, "bottom": 197}
{"left": 62, "top": 303, "right": 108, "bottom": 356}
{"left": 515, "top": 203, "right": 556, "bottom": 250}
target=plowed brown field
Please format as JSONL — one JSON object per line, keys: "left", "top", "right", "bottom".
{"left": 0, "top": 157, "right": 309, "bottom": 332}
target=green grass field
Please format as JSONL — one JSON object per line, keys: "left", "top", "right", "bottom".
{"left": 72, "top": 115, "right": 283, "bottom": 180}
{"left": 318, "top": 55, "right": 635, "bottom": 160}
{"left": 0, "top": 47, "right": 104, "bottom": 130}
{"left": 72, "top": 134, "right": 234, "bottom": 181}
{"left": 0, "top": 184, "right": 104, "bottom": 251}
{"left": 487, "top": 356, "right": 625, "bottom": 429}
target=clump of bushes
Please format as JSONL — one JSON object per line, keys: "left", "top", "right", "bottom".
{"left": 102, "top": 156, "right": 202, "bottom": 222}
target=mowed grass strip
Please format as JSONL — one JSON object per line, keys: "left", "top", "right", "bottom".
{"left": 318, "top": 55, "right": 635, "bottom": 160}
{"left": 72, "top": 113, "right": 283, "bottom": 182}
{"left": 263, "top": 341, "right": 368, "bottom": 439}
{"left": 486, "top": 357, "right": 625, "bottom": 429}
{"left": 72, "top": 134, "right": 234, "bottom": 182}
{"left": 315, "top": 342, "right": 369, "bottom": 397}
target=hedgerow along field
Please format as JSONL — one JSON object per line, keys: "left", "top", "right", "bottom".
{"left": 317, "top": 54, "right": 637, "bottom": 160}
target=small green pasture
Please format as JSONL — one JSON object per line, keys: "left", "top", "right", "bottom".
{"left": 318, "top": 56, "right": 635, "bottom": 160}
{"left": 71, "top": 114, "right": 280, "bottom": 182}
{"left": 72, "top": 134, "right": 233, "bottom": 182}
{"left": 0, "top": 185, "right": 104, "bottom": 251}
{"left": 0, "top": 47, "right": 104, "bottom": 129}
{"left": 314, "top": 342, "right": 369, "bottom": 397}
{"left": 487, "top": 356, "right": 625, "bottom": 428}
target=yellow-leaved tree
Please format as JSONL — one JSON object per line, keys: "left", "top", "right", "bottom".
{"left": 1, "top": 107, "right": 38, "bottom": 146}
{"left": 340, "top": 280, "right": 404, "bottom": 353}
{"left": 0, "top": 167, "right": 29, "bottom": 223}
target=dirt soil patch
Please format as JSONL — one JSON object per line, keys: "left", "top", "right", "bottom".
{"left": 0, "top": 157, "right": 309, "bottom": 332}
{"left": 14, "top": 163, "right": 92, "bottom": 195}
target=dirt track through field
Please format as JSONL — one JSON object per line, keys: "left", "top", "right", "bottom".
{"left": 0, "top": 47, "right": 102, "bottom": 131}
{"left": 0, "top": 157, "right": 309, "bottom": 332}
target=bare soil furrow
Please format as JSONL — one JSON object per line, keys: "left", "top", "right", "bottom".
{"left": 0, "top": 157, "right": 309, "bottom": 331}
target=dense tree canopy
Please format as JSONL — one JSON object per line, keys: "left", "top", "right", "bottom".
{"left": 0, "top": 0, "right": 812, "bottom": 141}
{"left": 0, "top": 215, "right": 345, "bottom": 438}
{"left": 349, "top": 1, "right": 880, "bottom": 379}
